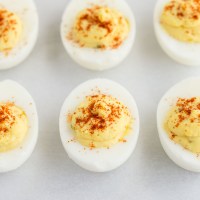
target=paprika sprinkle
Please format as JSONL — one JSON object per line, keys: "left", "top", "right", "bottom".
{"left": 165, "top": 97, "right": 200, "bottom": 153}
{"left": 70, "top": 94, "right": 132, "bottom": 149}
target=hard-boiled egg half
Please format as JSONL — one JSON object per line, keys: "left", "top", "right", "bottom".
{"left": 157, "top": 77, "right": 200, "bottom": 172}
{"left": 154, "top": 0, "right": 200, "bottom": 66}
{"left": 59, "top": 79, "right": 139, "bottom": 172}
{"left": 60, "top": 0, "right": 135, "bottom": 71}
{"left": 0, "top": 80, "right": 38, "bottom": 172}
{"left": 0, "top": 0, "right": 39, "bottom": 70}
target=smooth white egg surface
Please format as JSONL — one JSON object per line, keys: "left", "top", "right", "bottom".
{"left": 154, "top": 0, "right": 200, "bottom": 66}
{"left": 60, "top": 0, "right": 135, "bottom": 71}
{"left": 0, "top": 80, "right": 38, "bottom": 172}
{"left": 157, "top": 77, "right": 200, "bottom": 172}
{"left": 59, "top": 79, "right": 139, "bottom": 172}
{"left": 0, "top": 0, "right": 39, "bottom": 70}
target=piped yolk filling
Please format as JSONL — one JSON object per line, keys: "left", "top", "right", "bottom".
{"left": 68, "top": 6, "right": 130, "bottom": 49}
{"left": 160, "top": 0, "right": 200, "bottom": 43}
{"left": 0, "top": 9, "right": 22, "bottom": 53}
{"left": 165, "top": 97, "right": 200, "bottom": 153}
{"left": 70, "top": 94, "right": 132, "bottom": 149}
{"left": 0, "top": 102, "right": 28, "bottom": 152}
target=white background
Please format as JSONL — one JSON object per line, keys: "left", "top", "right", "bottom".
{"left": 1, "top": 0, "right": 200, "bottom": 199}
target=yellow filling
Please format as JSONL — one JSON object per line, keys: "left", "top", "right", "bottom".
{"left": 0, "top": 102, "right": 28, "bottom": 152}
{"left": 70, "top": 94, "right": 132, "bottom": 148}
{"left": 165, "top": 97, "right": 200, "bottom": 153}
{"left": 0, "top": 9, "right": 22, "bottom": 53}
{"left": 160, "top": 0, "right": 200, "bottom": 42}
{"left": 69, "top": 6, "right": 130, "bottom": 49}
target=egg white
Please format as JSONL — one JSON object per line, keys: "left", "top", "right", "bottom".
{"left": 154, "top": 0, "right": 200, "bottom": 66}
{"left": 59, "top": 79, "right": 139, "bottom": 172}
{"left": 60, "top": 0, "right": 136, "bottom": 71}
{"left": 157, "top": 77, "right": 200, "bottom": 172}
{"left": 0, "top": 0, "right": 39, "bottom": 70}
{"left": 0, "top": 80, "right": 38, "bottom": 173}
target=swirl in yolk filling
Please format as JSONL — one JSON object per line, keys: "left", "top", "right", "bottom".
{"left": 0, "top": 102, "right": 28, "bottom": 152}
{"left": 0, "top": 9, "right": 22, "bottom": 53}
{"left": 165, "top": 97, "right": 200, "bottom": 153}
{"left": 70, "top": 94, "right": 132, "bottom": 148}
{"left": 68, "top": 6, "right": 130, "bottom": 49}
{"left": 161, "top": 0, "right": 200, "bottom": 42}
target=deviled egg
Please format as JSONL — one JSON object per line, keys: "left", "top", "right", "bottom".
{"left": 0, "top": 0, "right": 39, "bottom": 70}
{"left": 154, "top": 0, "right": 200, "bottom": 66}
{"left": 157, "top": 77, "right": 200, "bottom": 172}
{"left": 0, "top": 80, "right": 38, "bottom": 172}
{"left": 59, "top": 79, "right": 139, "bottom": 172}
{"left": 60, "top": 0, "right": 135, "bottom": 71}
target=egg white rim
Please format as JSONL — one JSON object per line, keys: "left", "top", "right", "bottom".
{"left": 157, "top": 77, "right": 200, "bottom": 172}
{"left": 60, "top": 0, "right": 136, "bottom": 71}
{"left": 154, "top": 0, "right": 200, "bottom": 66}
{"left": 59, "top": 78, "right": 140, "bottom": 172}
{"left": 0, "top": 80, "right": 38, "bottom": 173}
{"left": 0, "top": 0, "right": 39, "bottom": 70}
